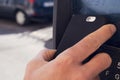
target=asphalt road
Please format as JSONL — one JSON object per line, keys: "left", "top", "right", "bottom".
{"left": 0, "top": 18, "right": 53, "bottom": 80}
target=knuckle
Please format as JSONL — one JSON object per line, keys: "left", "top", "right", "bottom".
{"left": 54, "top": 59, "right": 66, "bottom": 67}
{"left": 56, "top": 56, "right": 73, "bottom": 65}
{"left": 55, "top": 52, "right": 75, "bottom": 66}
{"left": 78, "top": 72, "right": 90, "bottom": 80}
{"left": 80, "top": 42, "right": 91, "bottom": 49}
{"left": 87, "top": 35, "right": 100, "bottom": 47}
{"left": 63, "top": 49, "right": 76, "bottom": 62}
{"left": 80, "top": 35, "right": 100, "bottom": 50}
{"left": 80, "top": 67, "right": 92, "bottom": 80}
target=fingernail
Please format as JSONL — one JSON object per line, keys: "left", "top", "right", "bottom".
{"left": 108, "top": 24, "right": 116, "bottom": 33}
{"left": 102, "top": 53, "right": 112, "bottom": 66}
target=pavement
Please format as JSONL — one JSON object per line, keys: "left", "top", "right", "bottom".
{"left": 0, "top": 19, "right": 53, "bottom": 80}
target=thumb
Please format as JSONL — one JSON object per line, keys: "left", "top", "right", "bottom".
{"left": 24, "top": 49, "right": 56, "bottom": 80}
{"left": 94, "top": 76, "right": 100, "bottom": 80}
{"left": 29, "top": 49, "right": 56, "bottom": 67}
{"left": 41, "top": 49, "right": 57, "bottom": 61}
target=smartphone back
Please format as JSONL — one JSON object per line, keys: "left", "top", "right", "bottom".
{"left": 54, "top": 15, "right": 107, "bottom": 57}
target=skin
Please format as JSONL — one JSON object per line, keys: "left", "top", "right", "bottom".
{"left": 24, "top": 24, "right": 116, "bottom": 80}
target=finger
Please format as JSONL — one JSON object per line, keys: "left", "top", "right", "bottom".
{"left": 28, "top": 49, "right": 56, "bottom": 69}
{"left": 61, "top": 24, "right": 116, "bottom": 62}
{"left": 36, "top": 49, "right": 57, "bottom": 62}
{"left": 93, "top": 76, "right": 100, "bottom": 80}
{"left": 82, "top": 53, "right": 112, "bottom": 78}
{"left": 24, "top": 49, "right": 56, "bottom": 77}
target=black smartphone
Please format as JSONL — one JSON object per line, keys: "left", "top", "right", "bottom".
{"left": 54, "top": 15, "right": 107, "bottom": 57}
{"left": 54, "top": 15, "right": 120, "bottom": 80}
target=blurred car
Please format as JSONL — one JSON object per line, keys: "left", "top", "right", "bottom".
{"left": 0, "top": 0, "right": 54, "bottom": 25}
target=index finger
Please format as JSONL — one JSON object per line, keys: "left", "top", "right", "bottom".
{"left": 62, "top": 24, "right": 116, "bottom": 62}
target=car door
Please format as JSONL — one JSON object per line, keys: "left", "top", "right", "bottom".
{"left": 0, "top": 0, "right": 15, "bottom": 17}
{"left": 5, "top": 0, "right": 16, "bottom": 16}
{"left": 0, "top": 0, "right": 7, "bottom": 16}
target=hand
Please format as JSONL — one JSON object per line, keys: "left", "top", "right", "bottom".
{"left": 24, "top": 24, "right": 116, "bottom": 80}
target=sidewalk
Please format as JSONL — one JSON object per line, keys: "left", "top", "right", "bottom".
{"left": 0, "top": 27, "right": 52, "bottom": 80}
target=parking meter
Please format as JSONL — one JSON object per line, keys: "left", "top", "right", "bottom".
{"left": 53, "top": 0, "right": 120, "bottom": 80}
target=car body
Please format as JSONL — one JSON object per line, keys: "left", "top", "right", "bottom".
{"left": 0, "top": 0, "right": 54, "bottom": 25}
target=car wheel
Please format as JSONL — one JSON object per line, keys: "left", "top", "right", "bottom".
{"left": 15, "top": 11, "right": 29, "bottom": 26}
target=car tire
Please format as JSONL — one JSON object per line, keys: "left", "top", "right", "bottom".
{"left": 15, "top": 11, "right": 29, "bottom": 26}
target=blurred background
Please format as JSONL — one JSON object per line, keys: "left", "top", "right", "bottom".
{"left": 0, "top": 0, "right": 54, "bottom": 80}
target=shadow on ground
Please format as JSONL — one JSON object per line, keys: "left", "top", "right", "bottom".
{"left": 0, "top": 17, "right": 54, "bottom": 50}
{"left": 0, "top": 17, "right": 52, "bottom": 34}
{"left": 44, "top": 38, "right": 54, "bottom": 49}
